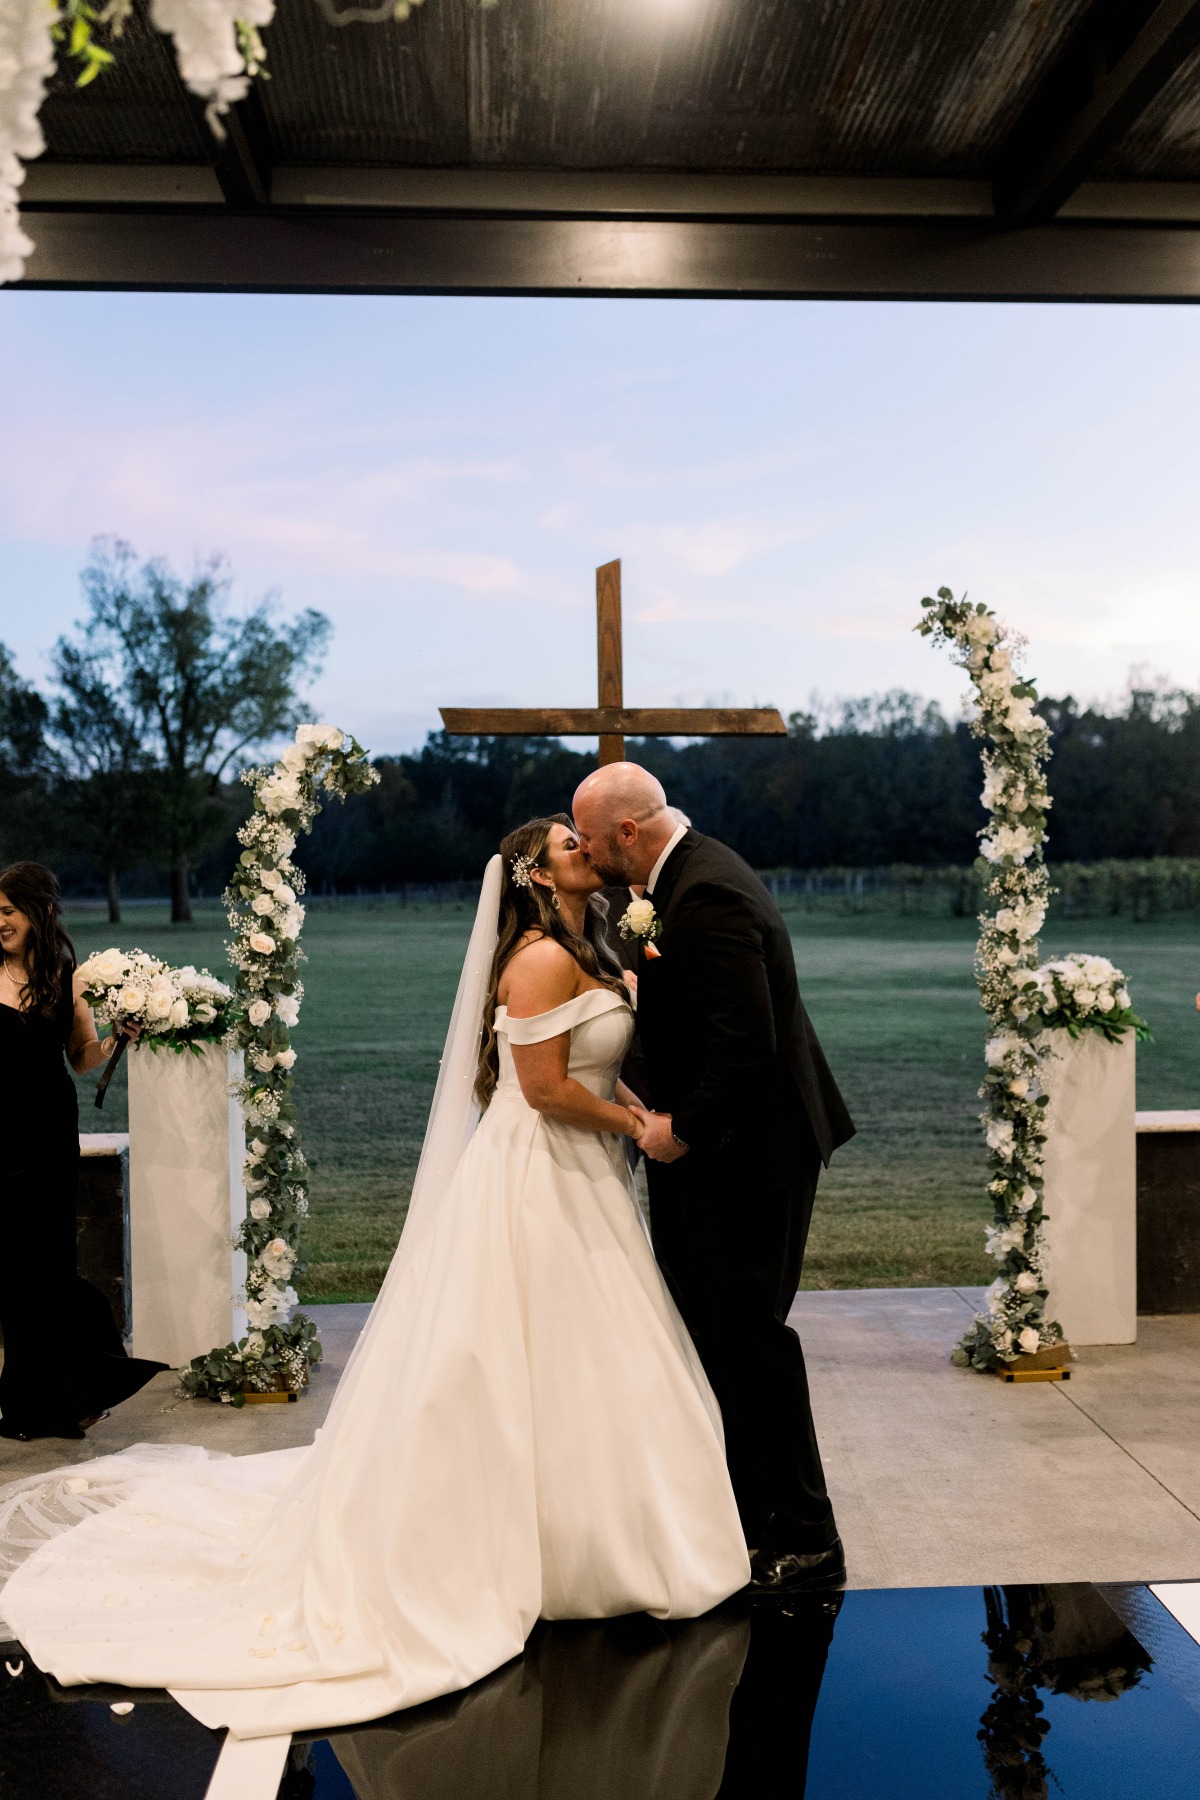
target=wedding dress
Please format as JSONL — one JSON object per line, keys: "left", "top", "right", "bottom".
{"left": 0, "top": 857, "right": 749, "bottom": 1741}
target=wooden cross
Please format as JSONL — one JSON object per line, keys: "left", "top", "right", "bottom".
{"left": 439, "top": 559, "right": 786, "bottom": 765}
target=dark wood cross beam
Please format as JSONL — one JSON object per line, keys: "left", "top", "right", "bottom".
{"left": 439, "top": 559, "right": 787, "bottom": 766}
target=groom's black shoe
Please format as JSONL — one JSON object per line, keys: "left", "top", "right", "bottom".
{"left": 748, "top": 1536, "right": 846, "bottom": 1597}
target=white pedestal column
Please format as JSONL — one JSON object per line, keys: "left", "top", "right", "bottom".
{"left": 127, "top": 1043, "right": 247, "bottom": 1367}
{"left": 1041, "top": 1031, "right": 1137, "bottom": 1346}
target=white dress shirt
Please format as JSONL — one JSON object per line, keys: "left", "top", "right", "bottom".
{"left": 645, "top": 823, "right": 688, "bottom": 899}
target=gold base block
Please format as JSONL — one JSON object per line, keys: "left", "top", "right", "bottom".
{"left": 1000, "top": 1368, "right": 1071, "bottom": 1383}
{"left": 241, "top": 1389, "right": 300, "bottom": 1404}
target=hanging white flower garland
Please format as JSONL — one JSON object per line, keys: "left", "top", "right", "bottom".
{"left": 0, "top": 0, "right": 57, "bottom": 285}
{"left": 180, "top": 721, "right": 378, "bottom": 1404}
{"left": 0, "top": 0, "right": 499, "bottom": 284}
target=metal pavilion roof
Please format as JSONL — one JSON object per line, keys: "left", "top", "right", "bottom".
{"left": 16, "top": 0, "right": 1200, "bottom": 299}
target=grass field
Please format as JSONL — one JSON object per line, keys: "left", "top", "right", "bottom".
{"left": 59, "top": 900, "right": 1199, "bottom": 1301}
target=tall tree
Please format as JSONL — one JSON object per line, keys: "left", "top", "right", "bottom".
{"left": 49, "top": 637, "right": 153, "bottom": 923}
{"left": 60, "top": 538, "right": 330, "bottom": 921}
{"left": 0, "top": 643, "right": 51, "bottom": 866}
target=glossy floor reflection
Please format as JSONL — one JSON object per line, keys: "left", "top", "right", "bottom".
{"left": 6, "top": 1583, "right": 1200, "bottom": 1799}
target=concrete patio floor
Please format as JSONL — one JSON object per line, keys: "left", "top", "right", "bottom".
{"left": 4, "top": 1289, "right": 1200, "bottom": 1593}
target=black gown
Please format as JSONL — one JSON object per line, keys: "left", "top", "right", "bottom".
{"left": 0, "top": 972, "right": 164, "bottom": 1439}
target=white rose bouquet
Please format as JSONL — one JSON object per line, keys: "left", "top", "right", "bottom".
{"left": 77, "top": 948, "right": 236, "bottom": 1106}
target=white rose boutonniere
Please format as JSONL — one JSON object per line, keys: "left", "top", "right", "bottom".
{"left": 618, "top": 897, "right": 662, "bottom": 949}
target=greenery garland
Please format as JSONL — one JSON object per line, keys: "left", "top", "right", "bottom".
{"left": 919, "top": 590, "right": 1148, "bottom": 1373}
{"left": 180, "top": 722, "right": 378, "bottom": 1404}
{"left": 918, "top": 590, "right": 1062, "bottom": 1371}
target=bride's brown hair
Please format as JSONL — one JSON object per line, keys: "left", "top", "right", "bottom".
{"left": 475, "top": 814, "right": 626, "bottom": 1109}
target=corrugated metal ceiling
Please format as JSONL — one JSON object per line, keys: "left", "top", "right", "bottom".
{"left": 34, "top": 0, "right": 1200, "bottom": 182}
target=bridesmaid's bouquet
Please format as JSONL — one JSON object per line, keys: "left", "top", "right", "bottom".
{"left": 78, "top": 949, "right": 238, "bottom": 1104}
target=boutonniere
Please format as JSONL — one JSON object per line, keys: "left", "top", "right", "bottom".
{"left": 618, "top": 896, "right": 662, "bottom": 955}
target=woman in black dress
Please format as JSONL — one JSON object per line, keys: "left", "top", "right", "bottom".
{"left": 0, "top": 861, "right": 164, "bottom": 1441}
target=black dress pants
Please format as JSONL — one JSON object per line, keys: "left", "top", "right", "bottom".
{"left": 646, "top": 1109, "right": 835, "bottom": 1553}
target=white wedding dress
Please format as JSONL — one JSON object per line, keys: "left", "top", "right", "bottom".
{"left": 0, "top": 858, "right": 748, "bottom": 1741}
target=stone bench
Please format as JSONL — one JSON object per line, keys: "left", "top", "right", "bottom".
{"left": 1137, "top": 1111, "right": 1200, "bottom": 1314}
{"left": 77, "top": 1132, "right": 130, "bottom": 1342}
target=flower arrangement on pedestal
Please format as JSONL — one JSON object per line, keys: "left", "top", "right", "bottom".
{"left": 919, "top": 589, "right": 1148, "bottom": 1374}
{"left": 180, "top": 721, "right": 378, "bottom": 1405}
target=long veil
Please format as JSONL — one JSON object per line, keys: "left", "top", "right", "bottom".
{"left": 0, "top": 858, "right": 504, "bottom": 1621}
{"left": 308, "top": 852, "right": 501, "bottom": 1408}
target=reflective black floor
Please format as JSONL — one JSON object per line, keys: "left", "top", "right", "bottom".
{"left": 6, "top": 1583, "right": 1200, "bottom": 1800}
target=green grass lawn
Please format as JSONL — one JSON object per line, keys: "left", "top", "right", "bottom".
{"left": 58, "top": 899, "right": 1198, "bottom": 1302}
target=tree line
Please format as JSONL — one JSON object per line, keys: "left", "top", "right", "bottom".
{"left": 5, "top": 541, "right": 1200, "bottom": 911}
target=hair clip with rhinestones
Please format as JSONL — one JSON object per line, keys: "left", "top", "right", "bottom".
{"left": 510, "top": 853, "right": 537, "bottom": 889}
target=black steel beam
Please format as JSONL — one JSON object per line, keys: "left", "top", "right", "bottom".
{"left": 994, "top": 0, "right": 1200, "bottom": 222}
{"left": 176, "top": 80, "right": 273, "bottom": 207}
{"left": 13, "top": 210, "right": 1200, "bottom": 302}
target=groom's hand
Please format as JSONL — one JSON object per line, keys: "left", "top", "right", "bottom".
{"left": 634, "top": 1107, "right": 689, "bottom": 1163}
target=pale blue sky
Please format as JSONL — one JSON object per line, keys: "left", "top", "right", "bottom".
{"left": 1, "top": 292, "right": 1198, "bottom": 754}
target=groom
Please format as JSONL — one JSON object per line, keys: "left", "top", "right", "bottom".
{"left": 573, "top": 763, "right": 855, "bottom": 1594}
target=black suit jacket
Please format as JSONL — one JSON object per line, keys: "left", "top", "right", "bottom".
{"left": 635, "top": 831, "right": 855, "bottom": 1166}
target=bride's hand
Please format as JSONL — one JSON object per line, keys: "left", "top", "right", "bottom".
{"left": 626, "top": 1104, "right": 647, "bottom": 1141}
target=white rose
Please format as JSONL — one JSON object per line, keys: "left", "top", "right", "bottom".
{"left": 274, "top": 884, "right": 297, "bottom": 907}
{"left": 249, "top": 933, "right": 276, "bottom": 955}
{"left": 1097, "top": 992, "right": 1115, "bottom": 1011}
{"left": 87, "top": 948, "right": 127, "bottom": 987}
{"left": 194, "top": 1002, "right": 217, "bottom": 1023}
{"left": 1008, "top": 1077, "right": 1029, "bottom": 1097}
{"left": 1014, "top": 1270, "right": 1040, "bottom": 1295}
{"left": 248, "top": 999, "right": 272, "bottom": 1027}
{"left": 1015, "top": 1186, "right": 1037, "bottom": 1213}
{"left": 318, "top": 725, "right": 344, "bottom": 750}
{"left": 963, "top": 612, "right": 998, "bottom": 646}
{"left": 145, "top": 978, "right": 177, "bottom": 1021}
{"left": 985, "top": 1035, "right": 1015, "bottom": 1067}
{"left": 259, "top": 1238, "right": 293, "bottom": 1281}
{"left": 260, "top": 773, "right": 303, "bottom": 817}
{"left": 294, "top": 724, "right": 323, "bottom": 747}
{"left": 985, "top": 1277, "right": 1008, "bottom": 1314}
{"left": 118, "top": 983, "right": 146, "bottom": 1014}
{"left": 985, "top": 1223, "right": 1024, "bottom": 1258}
{"left": 167, "top": 998, "right": 189, "bottom": 1028}
{"left": 250, "top": 1138, "right": 269, "bottom": 1157}
{"left": 243, "top": 1331, "right": 266, "bottom": 1357}
{"left": 985, "top": 1119, "right": 1015, "bottom": 1158}
{"left": 275, "top": 995, "right": 300, "bottom": 1027}
{"left": 259, "top": 868, "right": 282, "bottom": 891}
{"left": 250, "top": 1049, "right": 275, "bottom": 1072}
{"left": 996, "top": 1327, "right": 1014, "bottom": 1353}
{"left": 275, "top": 1047, "right": 297, "bottom": 1070}
{"left": 249, "top": 1196, "right": 271, "bottom": 1220}
{"left": 1018, "top": 1326, "right": 1041, "bottom": 1354}
{"left": 281, "top": 906, "right": 304, "bottom": 940}
{"left": 1116, "top": 987, "right": 1130, "bottom": 1009}
{"left": 280, "top": 743, "right": 308, "bottom": 772}
{"left": 981, "top": 824, "right": 1035, "bottom": 864}
{"left": 1075, "top": 988, "right": 1097, "bottom": 1012}
{"left": 1005, "top": 695, "right": 1040, "bottom": 735}
{"left": 252, "top": 894, "right": 276, "bottom": 916}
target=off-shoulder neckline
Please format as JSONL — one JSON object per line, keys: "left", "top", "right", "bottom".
{"left": 495, "top": 988, "right": 626, "bottom": 1025}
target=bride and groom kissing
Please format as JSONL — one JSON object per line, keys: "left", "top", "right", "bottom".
{"left": 0, "top": 762, "right": 855, "bottom": 1739}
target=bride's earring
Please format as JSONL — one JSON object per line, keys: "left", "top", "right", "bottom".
{"left": 551, "top": 889, "right": 561, "bottom": 911}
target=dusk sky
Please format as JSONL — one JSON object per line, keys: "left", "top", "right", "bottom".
{"left": 1, "top": 291, "right": 1198, "bottom": 755}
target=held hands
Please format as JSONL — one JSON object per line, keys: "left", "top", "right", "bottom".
{"left": 629, "top": 1104, "right": 689, "bottom": 1163}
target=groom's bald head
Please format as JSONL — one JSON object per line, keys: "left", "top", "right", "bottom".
{"left": 573, "top": 762, "right": 677, "bottom": 886}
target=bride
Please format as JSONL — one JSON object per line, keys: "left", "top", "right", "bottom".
{"left": 0, "top": 816, "right": 749, "bottom": 1741}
